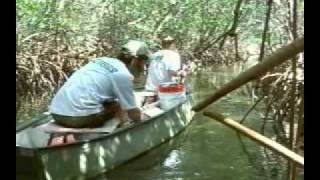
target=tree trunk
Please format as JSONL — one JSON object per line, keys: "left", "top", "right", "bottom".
{"left": 287, "top": 0, "right": 299, "bottom": 179}
{"left": 258, "top": 0, "right": 273, "bottom": 62}
{"left": 219, "top": 0, "right": 244, "bottom": 49}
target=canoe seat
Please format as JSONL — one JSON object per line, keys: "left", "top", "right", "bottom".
{"left": 142, "top": 106, "right": 165, "bottom": 117}
{"left": 38, "top": 104, "right": 164, "bottom": 135}
{"left": 38, "top": 118, "right": 120, "bottom": 134}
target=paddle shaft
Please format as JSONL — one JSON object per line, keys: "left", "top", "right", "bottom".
{"left": 203, "top": 111, "right": 304, "bottom": 167}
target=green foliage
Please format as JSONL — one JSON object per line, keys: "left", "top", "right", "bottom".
{"left": 17, "top": 0, "right": 243, "bottom": 51}
{"left": 16, "top": 0, "right": 304, "bottom": 96}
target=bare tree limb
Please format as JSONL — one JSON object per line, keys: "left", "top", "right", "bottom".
{"left": 258, "top": 0, "right": 273, "bottom": 62}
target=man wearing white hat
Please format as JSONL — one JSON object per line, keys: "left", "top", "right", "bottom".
{"left": 49, "top": 40, "right": 151, "bottom": 129}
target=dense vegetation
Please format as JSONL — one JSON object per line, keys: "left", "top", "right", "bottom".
{"left": 16, "top": 0, "right": 304, "bottom": 179}
{"left": 17, "top": 0, "right": 303, "bottom": 96}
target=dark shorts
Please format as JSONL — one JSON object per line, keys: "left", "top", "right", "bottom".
{"left": 52, "top": 99, "right": 120, "bottom": 128}
{"left": 52, "top": 110, "right": 115, "bottom": 128}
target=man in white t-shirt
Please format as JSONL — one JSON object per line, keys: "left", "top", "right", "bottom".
{"left": 49, "top": 40, "right": 150, "bottom": 129}
{"left": 144, "top": 36, "right": 187, "bottom": 103}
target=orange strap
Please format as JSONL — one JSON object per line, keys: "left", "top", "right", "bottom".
{"left": 159, "top": 84, "right": 185, "bottom": 93}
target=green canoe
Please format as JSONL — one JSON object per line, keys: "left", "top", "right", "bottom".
{"left": 16, "top": 93, "right": 194, "bottom": 180}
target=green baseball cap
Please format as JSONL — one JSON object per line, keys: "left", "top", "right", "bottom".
{"left": 121, "top": 40, "right": 151, "bottom": 60}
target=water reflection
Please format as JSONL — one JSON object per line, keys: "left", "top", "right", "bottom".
{"left": 163, "top": 150, "right": 182, "bottom": 169}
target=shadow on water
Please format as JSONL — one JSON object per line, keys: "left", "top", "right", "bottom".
{"left": 17, "top": 63, "right": 297, "bottom": 180}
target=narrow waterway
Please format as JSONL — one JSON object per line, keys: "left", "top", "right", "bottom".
{"left": 95, "top": 64, "right": 289, "bottom": 180}
{"left": 16, "top": 63, "right": 293, "bottom": 180}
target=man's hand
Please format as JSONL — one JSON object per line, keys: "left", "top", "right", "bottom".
{"left": 127, "top": 108, "right": 142, "bottom": 123}
{"left": 177, "top": 70, "right": 187, "bottom": 77}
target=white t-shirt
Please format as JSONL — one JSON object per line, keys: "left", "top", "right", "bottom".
{"left": 145, "top": 50, "right": 181, "bottom": 92}
{"left": 49, "top": 57, "right": 137, "bottom": 117}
